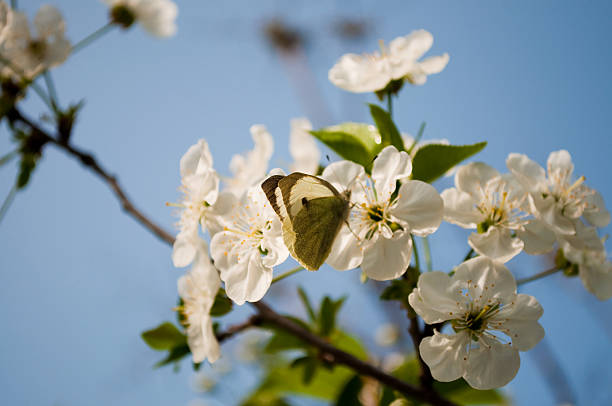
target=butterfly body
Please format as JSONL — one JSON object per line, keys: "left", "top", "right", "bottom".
{"left": 262, "top": 173, "right": 350, "bottom": 271}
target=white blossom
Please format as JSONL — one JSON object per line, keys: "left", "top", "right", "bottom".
{"left": 225, "top": 125, "right": 274, "bottom": 197}
{"left": 105, "top": 0, "right": 178, "bottom": 38}
{"left": 560, "top": 224, "right": 612, "bottom": 300}
{"left": 171, "top": 140, "right": 234, "bottom": 268}
{"left": 289, "top": 118, "right": 320, "bottom": 175}
{"left": 441, "top": 162, "right": 530, "bottom": 263}
{"left": 324, "top": 146, "right": 443, "bottom": 280}
{"left": 177, "top": 241, "right": 221, "bottom": 364}
{"left": 328, "top": 30, "right": 449, "bottom": 93}
{"left": 507, "top": 150, "right": 610, "bottom": 235}
{"left": 408, "top": 257, "right": 544, "bottom": 389}
{"left": 210, "top": 186, "right": 288, "bottom": 305}
{"left": 1, "top": 5, "right": 70, "bottom": 79}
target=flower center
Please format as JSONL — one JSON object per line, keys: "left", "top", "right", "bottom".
{"left": 110, "top": 4, "right": 136, "bottom": 28}
{"left": 28, "top": 40, "right": 47, "bottom": 59}
{"left": 452, "top": 303, "right": 501, "bottom": 340}
{"left": 476, "top": 182, "right": 526, "bottom": 233}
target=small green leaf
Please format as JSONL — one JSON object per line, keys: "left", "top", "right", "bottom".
{"left": 265, "top": 328, "right": 310, "bottom": 353}
{"left": 369, "top": 104, "right": 405, "bottom": 151}
{"left": 311, "top": 123, "right": 382, "bottom": 172}
{"left": 297, "top": 286, "right": 316, "bottom": 322}
{"left": 154, "top": 344, "right": 191, "bottom": 369}
{"left": 411, "top": 142, "right": 487, "bottom": 183}
{"left": 335, "top": 374, "right": 363, "bottom": 406}
{"left": 141, "top": 322, "right": 187, "bottom": 351}
{"left": 210, "top": 290, "right": 233, "bottom": 317}
{"left": 319, "top": 296, "right": 346, "bottom": 337}
{"left": 290, "top": 356, "right": 319, "bottom": 385}
{"left": 17, "top": 154, "right": 36, "bottom": 189}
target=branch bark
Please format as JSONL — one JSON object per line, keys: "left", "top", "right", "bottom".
{"left": 10, "top": 107, "right": 457, "bottom": 406}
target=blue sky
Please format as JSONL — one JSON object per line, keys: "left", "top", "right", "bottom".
{"left": 1, "top": 1, "right": 611, "bottom": 405}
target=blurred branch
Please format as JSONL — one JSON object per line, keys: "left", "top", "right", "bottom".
{"left": 7, "top": 107, "right": 175, "bottom": 245}
{"left": 517, "top": 267, "right": 560, "bottom": 286}
{"left": 9, "top": 107, "right": 457, "bottom": 406}
{"left": 216, "top": 315, "right": 262, "bottom": 343}
{"left": 253, "top": 301, "right": 457, "bottom": 406}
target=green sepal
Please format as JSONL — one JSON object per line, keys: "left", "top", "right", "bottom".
{"left": 210, "top": 289, "right": 233, "bottom": 317}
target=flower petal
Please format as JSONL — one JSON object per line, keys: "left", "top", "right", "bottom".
{"left": 180, "top": 139, "right": 213, "bottom": 178}
{"left": 289, "top": 118, "right": 320, "bottom": 175}
{"left": 322, "top": 160, "right": 366, "bottom": 193}
{"left": 361, "top": 231, "right": 412, "bottom": 281}
{"left": 418, "top": 53, "right": 450, "bottom": 75}
{"left": 391, "top": 180, "right": 443, "bottom": 236}
{"left": 506, "top": 153, "right": 546, "bottom": 193}
{"left": 372, "top": 146, "right": 412, "bottom": 202}
{"left": 221, "top": 251, "right": 273, "bottom": 305}
{"left": 453, "top": 257, "right": 517, "bottom": 305}
{"left": 410, "top": 271, "right": 463, "bottom": 323}
{"left": 516, "top": 219, "right": 555, "bottom": 255}
{"left": 419, "top": 331, "right": 468, "bottom": 382}
{"left": 579, "top": 261, "right": 612, "bottom": 301}
{"left": 464, "top": 339, "right": 520, "bottom": 390}
{"left": 441, "top": 187, "right": 482, "bottom": 229}
{"left": 328, "top": 53, "right": 390, "bottom": 93}
{"left": 390, "top": 29, "right": 433, "bottom": 62}
{"left": 468, "top": 227, "right": 524, "bottom": 263}
{"left": 455, "top": 162, "right": 500, "bottom": 198}
{"left": 172, "top": 229, "right": 199, "bottom": 267}
{"left": 546, "top": 150, "right": 573, "bottom": 176}
{"left": 583, "top": 191, "right": 610, "bottom": 228}
{"left": 34, "top": 5, "right": 65, "bottom": 38}
{"left": 326, "top": 224, "right": 364, "bottom": 270}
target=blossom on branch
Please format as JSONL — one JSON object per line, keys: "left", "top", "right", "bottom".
{"left": 289, "top": 118, "right": 320, "bottom": 175}
{"left": 409, "top": 257, "right": 544, "bottom": 389}
{"left": 1, "top": 5, "right": 70, "bottom": 79}
{"left": 328, "top": 29, "right": 449, "bottom": 94}
{"left": 177, "top": 241, "right": 221, "bottom": 364}
{"left": 323, "top": 146, "right": 443, "bottom": 280}
{"left": 507, "top": 150, "right": 610, "bottom": 236}
{"left": 210, "top": 186, "right": 288, "bottom": 305}
{"left": 441, "top": 162, "right": 530, "bottom": 263}
{"left": 105, "top": 0, "right": 178, "bottom": 38}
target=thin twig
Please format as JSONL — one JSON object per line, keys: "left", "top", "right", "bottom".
{"left": 0, "top": 183, "right": 18, "bottom": 225}
{"left": 10, "top": 108, "right": 175, "bottom": 245}
{"left": 72, "top": 23, "right": 115, "bottom": 55}
{"left": 411, "top": 234, "right": 421, "bottom": 271}
{"left": 517, "top": 267, "right": 560, "bottom": 286}
{"left": 216, "top": 315, "right": 262, "bottom": 343}
{"left": 253, "top": 301, "right": 457, "bottom": 406}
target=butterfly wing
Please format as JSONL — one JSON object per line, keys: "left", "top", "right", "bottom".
{"left": 288, "top": 195, "right": 349, "bottom": 270}
{"left": 278, "top": 173, "right": 340, "bottom": 220}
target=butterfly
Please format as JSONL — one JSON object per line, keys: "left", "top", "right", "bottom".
{"left": 261, "top": 172, "right": 351, "bottom": 271}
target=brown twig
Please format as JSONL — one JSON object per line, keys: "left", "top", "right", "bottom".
{"left": 407, "top": 314, "right": 435, "bottom": 389}
{"left": 216, "top": 315, "right": 262, "bottom": 343}
{"left": 9, "top": 107, "right": 457, "bottom": 406}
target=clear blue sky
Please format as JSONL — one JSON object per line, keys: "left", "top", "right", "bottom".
{"left": 1, "top": 1, "right": 611, "bottom": 405}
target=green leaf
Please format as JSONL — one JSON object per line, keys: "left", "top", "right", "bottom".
{"left": 17, "top": 154, "right": 36, "bottom": 189}
{"left": 297, "top": 286, "right": 316, "bottom": 322}
{"left": 411, "top": 142, "right": 487, "bottom": 183}
{"left": 369, "top": 104, "right": 405, "bottom": 151}
{"left": 318, "top": 296, "right": 346, "bottom": 337}
{"left": 141, "top": 322, "right": 187, "bottom": 351}
{"left": 210, "top": 290, "right": 233, "bottom": 317}
{"left": 154, "top": 344, "right": 191, "bottom": 368}
{"left": 311, "top": 123, "right": 382, "bottom": 172}
{"left": 335, "top": 374, "right": 362, "bottom": 406}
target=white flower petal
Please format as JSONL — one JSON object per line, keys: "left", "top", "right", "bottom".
{"left": 547, "top": 150, "right": 573, "bottom": 176}
{"left": 454, "top": 257, "right": 517, "bottom": 304}
{"left": 441, "top": 187, "right": 482, "bottom": 229}
{"left": 371, "top": 146, "right": 412, "bottom": 202}
{"left": 418, "top": 53, "right": 450, "bottom": 75}
{"left": 468, "top": 227, "right": 524, "bottom": 263}
{"left": 583, "top": 191, "right": 610, "bottom": 228}
{"left": 172, "top": 229, "right": 199, "bottom": 267}
{"left": 410, "top": 271, "right": 463, "bottom": 323}
{"left": 391, "top": 180, "right": 443, "bottom": 236}
{"left": 419, "top": 331, "right": 468, "bottom": 382}
{"left": 321, "top": 160, "right": 366, "bottom": 193}
{"left": 326, "top": 224, "right": 364, "bottom": 270}
{"left": 529, "top": 194, "right": 576, "bottom": 235}
{"left": 390, "top": 29, "right": 433, "bottom": 62}
{"left": 220, "top": 251, "right": 273, "bottom": 305}
{"left": 289, "top": 118, "right": 320, "bottom": 175}
{"left": 361, "top": 231, "right": 412, "bottom": 281}
{"left": 579, "top": 262, "right": 612, "bottom": 301}
{"left": 455, "top": 162, "right": 500, "bottom": 198}
{"left": 328, "top": 53, "right": 390, "bottom": 93}
{"left": 506, "top": 153, "right": 547, "bottom": 193}
{"left": 34, "top": 5, "right": 65, "bottom": 38}
{"left": 516, "top": 219, "right": 556, "bottom": 255}
{"left": 464, "top": 340, "right": 520, "bottom": 390}
{"left": 180, "top": 139, "right": 213, "bottom": 178}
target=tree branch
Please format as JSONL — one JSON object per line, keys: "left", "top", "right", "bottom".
{"left": 253, "top": 301, "right": 457, "bottom": 406}
{"left": 10, "top": 107, "right": 457, "bottom": 406}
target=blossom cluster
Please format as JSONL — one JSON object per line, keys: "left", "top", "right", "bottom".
{"left": 0, "top": 0, "right": 177, "bottom": 81}
{"left": 167, "top": 29, "right": 611, "bottom": 390}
